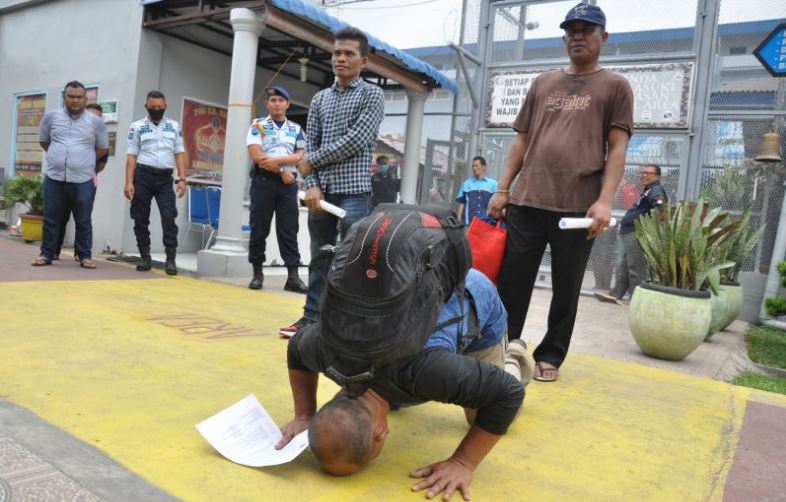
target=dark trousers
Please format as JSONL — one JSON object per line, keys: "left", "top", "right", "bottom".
{"left": 303, "top": 193, "right": 372, "bottom": 321}
{"left": 55, "top": 203, "right": 71, "bottom": 256}
{"left": 248, "top": 171, "right": 300, "bottom": 267}
{"left": 130, "top": 167, "right": 178, "bottom": 249}
{"left": 40, "top": 176, "right": 95, "bottom": 260}
{"left": 497, "top": 205, "right": 594, "bottom": 368}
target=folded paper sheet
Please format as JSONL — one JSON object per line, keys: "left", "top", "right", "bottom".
{"left": 196, "top": 395, "right": 309, "bottom": 467}
{"left": 558, "top": 217, "right": 618, "bottom": 230}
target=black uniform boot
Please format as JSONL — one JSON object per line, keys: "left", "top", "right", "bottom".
{"left": 136, "top": 246, "right": 152, "bottom": 272}
{"left": 284, "top": 267, "right": 307, "bottom": 294}
{"left": 248, "top": 263, "right": 263, "bottom": 290}
{"left": 165, "top": 247, "right": 178, "bottom": 276}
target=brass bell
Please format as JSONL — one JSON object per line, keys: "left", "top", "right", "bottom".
{"left": 755, "top": 131, "right": 782, "bottom": 163}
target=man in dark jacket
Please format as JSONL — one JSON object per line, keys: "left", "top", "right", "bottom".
{"left": 370, "top": 155, "right": 400, "bottom": 206}
{"left": 274, "top": 269, "right": 533, "bottom": 500}
{"left": 596, "top": 164, "right": 668, "bottom": 304}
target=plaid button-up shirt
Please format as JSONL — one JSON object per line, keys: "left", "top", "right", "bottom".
{"left": 304, "top": 78, "right": 384, "bottom": 194}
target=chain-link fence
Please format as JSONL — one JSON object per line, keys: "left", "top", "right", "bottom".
{"left": 445, "top": 0, "right": 786, "bottom": 293}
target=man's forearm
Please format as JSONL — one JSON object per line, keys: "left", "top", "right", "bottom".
{"left": 450, "top": 425, "right": 501, "bottom": 471}
{"left": 175, "top": 153, "right": 186, "bottom": 179}
{"left": 125, "top": 156, "right": 137, "bottom": 185}
{"left": 289, "top": 369, "right": 318, "bottom": 418}
{"left": 498, "top": 133, "right": 528, "bottom": 190}
{"left": 597, "top": 129, "right": 629, "bottom": 204}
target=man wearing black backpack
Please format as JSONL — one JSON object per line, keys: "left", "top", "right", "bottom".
{"left": 275, "top": 268, "right": 533, "bottom": 500}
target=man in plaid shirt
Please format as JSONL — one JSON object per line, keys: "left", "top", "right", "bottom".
{"left": 279, "top": 27, "right": 385, "bottom": 338}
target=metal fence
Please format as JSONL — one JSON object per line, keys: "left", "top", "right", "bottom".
{"left": 442, "top": 0, "right": 786, "bottom": 293}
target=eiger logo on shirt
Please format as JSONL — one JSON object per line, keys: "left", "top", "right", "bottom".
{"left": 545, "top": 92, "right": 592, "bottom": 111}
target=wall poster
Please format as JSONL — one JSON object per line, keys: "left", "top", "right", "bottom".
{"left": 181, "top": 97, "right": 227, "bottom": 179}
{"left": 13, "top": 93, "right": 47, "bottom": 176}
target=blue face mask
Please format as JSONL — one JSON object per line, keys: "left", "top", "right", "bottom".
{"left": 378, "top": 164, "right": 389, "bottom": 173}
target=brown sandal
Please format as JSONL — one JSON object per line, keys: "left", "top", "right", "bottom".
{"left": 80, "top": 258, "right": 96, "bottom": 269}
{"left": 31, "top": 256, "right": 52, "bottom": 266}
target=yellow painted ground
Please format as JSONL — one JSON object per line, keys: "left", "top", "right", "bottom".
{"left": 1, "top": 276, "right": 785, "bottom": 501}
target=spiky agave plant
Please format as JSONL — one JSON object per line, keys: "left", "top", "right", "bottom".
{"left": 722, "top": 205, "right": 765, "bottom": 283}
{"left": 635, "top": 200, "right": 735, "bottom": 294}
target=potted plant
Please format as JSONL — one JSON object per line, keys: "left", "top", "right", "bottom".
{"left": 630, "top": 200, "right": 735, "bottom": 360}
{"left": 1, "top": 175, "right": 44, "bottom": 242}
{"left": 715, "top": 206, "right": 765, "bottom": 331}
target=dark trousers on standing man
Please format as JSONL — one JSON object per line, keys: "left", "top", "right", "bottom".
{"left": 497, "top": 205, "right": 595, "bottom": 369}
{"left": 130, "top": 165, "right": 178, "bottom": 250}
{"left": 40, "top": 176, "right": 95, "bottom": 260}
{"left": 248, "top": 170, "right": 301, "bottom": 267}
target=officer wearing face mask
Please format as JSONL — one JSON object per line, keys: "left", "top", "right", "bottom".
{"left": 124, "top": 90, "right": 186, "bottom": 275}
{"left": 370, "top": 155, "right": 400, "bottom": 206}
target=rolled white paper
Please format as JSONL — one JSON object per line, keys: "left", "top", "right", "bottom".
{"left": 297, "top": 191, "right": 347, "bottom": 218}
{"left": 558, "top": 217, "right": 617, "bottom": 230}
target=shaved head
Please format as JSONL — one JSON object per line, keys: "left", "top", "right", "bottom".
{"left": 309, "top": 393, "right": 375, "bottom": 475}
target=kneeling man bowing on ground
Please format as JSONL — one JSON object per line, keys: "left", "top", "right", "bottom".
{"left": 277, "top": 234, "right": 533, "bottom": 502}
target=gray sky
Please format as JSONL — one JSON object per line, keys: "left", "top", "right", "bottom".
{"left": 326, "top": 0, "right": 786, "bottom": 49}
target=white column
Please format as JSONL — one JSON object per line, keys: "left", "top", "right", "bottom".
{"left": 198, "top": 8, "right": 264, "bottom": 276}
{"left": 400, "top": 90, "right": 427, "bottom": 204}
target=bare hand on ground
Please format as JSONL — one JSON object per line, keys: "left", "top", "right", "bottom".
{"left": 585, "top": 200, "right": 612, "bottom": 240}
{"left": 410, "top": 458, "right": 473, "bottom": 501}
{"left": 275, "top": 416, "right": 311, "bottom": 450}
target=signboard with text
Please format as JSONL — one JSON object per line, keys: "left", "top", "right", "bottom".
{"left": 14, "top": 93, "right": 46, "bottom": 176}
{"left": 181, "top": 97, "right": 227, "bottom": 177}
{"left": 754, "top": 23, "right": 786, "bottom": 77}
{"left": 485, "top": 62, "right": 694, "bottom": 130}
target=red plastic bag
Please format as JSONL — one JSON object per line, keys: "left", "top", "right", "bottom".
{"left": 466, "top": 217, "right": 507, "bottom": 284}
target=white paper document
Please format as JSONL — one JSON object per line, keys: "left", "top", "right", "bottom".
{"left": 196, "top": 394, "right": 309, "bottom": 467}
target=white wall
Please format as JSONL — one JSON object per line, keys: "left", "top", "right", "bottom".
{"left": 0, "top": 0, "right": 322, "bottom": 260}
{"left": 0, "top": 0, "right": 148, "bottom": 253}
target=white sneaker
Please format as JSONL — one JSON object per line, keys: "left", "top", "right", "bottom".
{"left": 505, "top": 339, "right": 535, "bottom": 389}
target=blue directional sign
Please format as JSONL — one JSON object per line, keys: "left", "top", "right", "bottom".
{"left": 754, "top": 23, "right": 786, "bottom": 77}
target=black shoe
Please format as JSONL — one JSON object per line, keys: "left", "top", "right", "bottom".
{"left": 136, "top": 255, "right": 152, "bottom": 272}
{"left": 249, "top": 273, "right": 263, "bottom": 290}
{"left": 284, "top": 276, "right": 308, "bottom": 294}
{"left": 278, "top": 317, "right": 315, "bottom": 338}
{"left": 165, "top": 258, "right": 177, "bottom": 276}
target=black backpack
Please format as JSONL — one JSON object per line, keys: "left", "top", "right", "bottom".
{"left": 319, "top": 204, "right": 471, "bottom": 392}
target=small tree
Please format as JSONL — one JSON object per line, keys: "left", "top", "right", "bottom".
{"left": 1, "top": 175, "right": 44, "bottom": 215}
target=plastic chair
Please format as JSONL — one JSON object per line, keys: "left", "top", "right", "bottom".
{"left": 183, "top": 186, "right": 212, "bottom": 250}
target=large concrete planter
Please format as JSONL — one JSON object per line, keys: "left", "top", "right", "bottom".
{"left": 20, "top": 213, "right": 43, "bottom": 242}
{"left": 706, "top": 284, "right": 742, "bottom": 340}
{"left": 719, "top": 281, "right": 743, "bottom": 331}
{"left": 629, "top": 283, "right": 711, "bottom": 360}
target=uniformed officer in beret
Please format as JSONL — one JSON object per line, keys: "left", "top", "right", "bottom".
{"left": 124, "top": 90, "right": 186, "bottom": 275}
{"left": 246, "top": 86, "right": 308, "bottom": 293}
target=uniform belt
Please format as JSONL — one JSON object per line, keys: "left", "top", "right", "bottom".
{"left": 138, "top": 164, "right": 173, "bottom": 176}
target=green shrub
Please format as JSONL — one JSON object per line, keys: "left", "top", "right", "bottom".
{"left": 764, "top": 297, "right": 786, "bottom": 318}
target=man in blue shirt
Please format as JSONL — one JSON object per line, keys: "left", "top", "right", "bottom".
{"left": 456, "top": 156, "right": 497, "bottom": 226}
{"left": 34, "top": 80, "right": 108, "bottom": 269}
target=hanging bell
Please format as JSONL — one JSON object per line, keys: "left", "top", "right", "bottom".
{"left": 755, "top": 131, "right": 782, "bottom": 163}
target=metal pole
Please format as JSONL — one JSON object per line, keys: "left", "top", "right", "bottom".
{"left": 400, "top": 91, "right": 428, "bottom": 204}
{"left": 683, "top": 0, "right": 721, "bottom": 199}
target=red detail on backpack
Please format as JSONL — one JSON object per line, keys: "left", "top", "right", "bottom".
{"left": 369, "top": 217, "right": 393, "bottom": 266}
{"left": 366, "top": 269, "right": 378, "bottom": 279}
{"left": 420, "top": 213, "right": 441, "bottom": 228}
